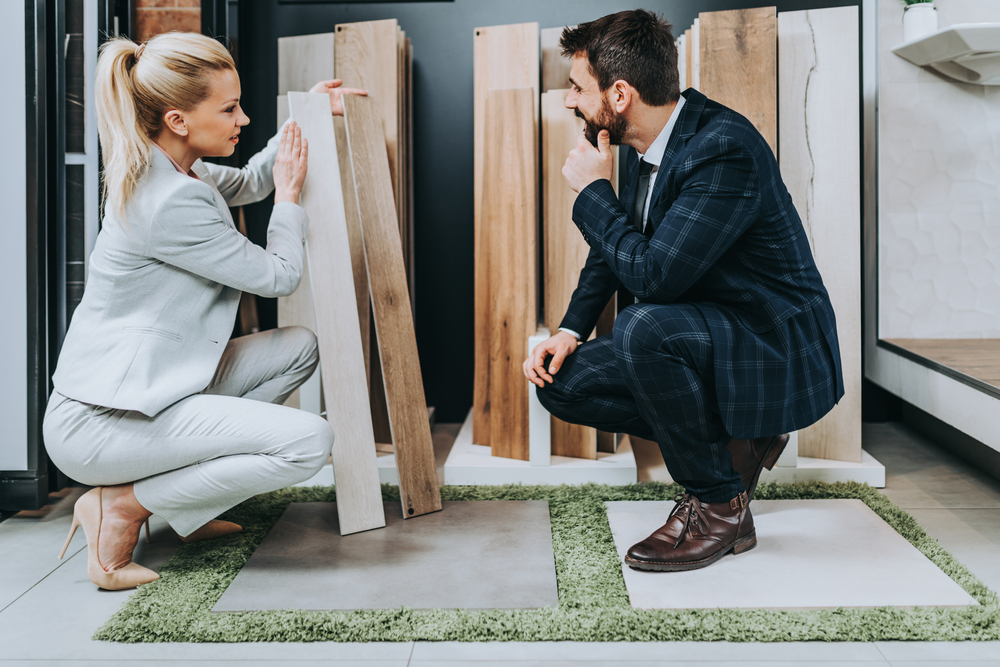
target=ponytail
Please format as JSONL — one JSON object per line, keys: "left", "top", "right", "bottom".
{"left": 95, "top": 33, "right": 236, "bottom": 223}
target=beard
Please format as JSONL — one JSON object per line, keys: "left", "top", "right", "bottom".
{"left": 575, "top": 96, "right": 629, "bottom": 147}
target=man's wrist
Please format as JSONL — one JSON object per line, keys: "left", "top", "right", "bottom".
{"left": 558, "top": 327, "right": 581, "bottom": 340}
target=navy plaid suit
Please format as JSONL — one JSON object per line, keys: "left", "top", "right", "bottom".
{"left": 537, "top": 89, "right": 843, "bottom": 502}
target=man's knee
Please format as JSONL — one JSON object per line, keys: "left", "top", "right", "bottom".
{"left": 613, "top": 304, "right": 706, "bottom": 365}
{"left": 613, "top": 304, "right": 658, "bottom": 359}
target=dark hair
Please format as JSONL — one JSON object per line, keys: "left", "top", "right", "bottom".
{"left": 560, "top": 9, "right": 679, "bottom": 107}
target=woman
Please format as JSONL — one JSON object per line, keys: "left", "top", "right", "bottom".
{"left": 44, "top": 32, "right": 361, "bottom": 590}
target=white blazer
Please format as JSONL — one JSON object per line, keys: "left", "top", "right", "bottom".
{"left": 51, "top": 129, "right": 308, "bottom": 416}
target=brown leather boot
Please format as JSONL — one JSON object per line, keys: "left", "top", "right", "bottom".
{"left": 727, "top": 434, "right": 790, "bottom": 501}
{"left": 624, "top": 491, "right": 755, "bottom": 572}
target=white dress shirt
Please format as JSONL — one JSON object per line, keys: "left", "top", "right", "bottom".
{"left": 560, "top": 95, "right": 687, "bottom": 341}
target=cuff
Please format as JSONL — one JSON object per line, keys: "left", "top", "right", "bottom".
{"left": 558, "top": 327, "right": 581, "bottom": 340}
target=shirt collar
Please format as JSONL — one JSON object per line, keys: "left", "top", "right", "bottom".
{"left": 636, "top": 94, "right": 686, "bottom": 167}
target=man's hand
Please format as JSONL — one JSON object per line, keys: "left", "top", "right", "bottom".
{"left": 523, "top": 331, "right": 580, "bottom": 388}
{"left": 562, "top": 129, "right": 614, "bottom": 194}
{"left": 309, "top": 79, "right": 368, "bottom": 116}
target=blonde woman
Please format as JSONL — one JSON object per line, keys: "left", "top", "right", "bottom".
{"left": 43, "top": 32, "right": 362, "bottom": 590}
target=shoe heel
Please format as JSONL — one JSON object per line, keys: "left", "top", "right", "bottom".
{"left": 762, "top": 434, "right": 790, "bottom": 471}
{"left": 58, "top": 513, "right": 81, "bottom": 560}
{"left": 733, "top": 532, "right": 757, "bottom": 555}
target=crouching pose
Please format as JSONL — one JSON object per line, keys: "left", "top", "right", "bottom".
{"left": 44, "top": 32, "right": 362, "bottom": 589}
{"left": 525, "top": 11, "right": 843, "bottom": 572}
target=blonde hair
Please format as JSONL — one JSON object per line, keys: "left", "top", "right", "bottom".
{"left": 95, "top": 32, "right": 235, "bottom": 222}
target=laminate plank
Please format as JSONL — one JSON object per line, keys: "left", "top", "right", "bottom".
{"left": 287, "top": 92, "right": 385, "bottom": 534}
{"left": 779, "top": 7, "right": 861, "bottom": 462}
{"left": 677, "top": 34, "right": 687, "bottom": 90}
{"left": 236, "top": 207, "right": 259, "bottom": 335}
{"left": 699, "top": 7, "right": 777, "bottom": 154}
{"left": 342, "top": 94, "right": 442, "bottom": 517}
{"left": 885, "top": 339, "right": 1000, "bottom": 390}
{"left": 541, "top": 26, "right": 572, "bottom": 93}
{"left": 472, "top": 22, "right": 539, "bottom": 449}
{"left": 405, "top": 37, "right": 415, "bottom": 313}
{"left": 685, "top": 28, "right": 693, "bottom": 90}
{"left": 277, "top": 33, "right": 335, "bottom": 95}
{"left": 484, "top": 88, "right": 538, "bottom": 461}
{"left": 542, "top": 90, "right": 597, "bottom": 460}
{"left": 691, "top": 19, "right": 700, "bottom": 90}
{"left": 276, "top": 95, "right": 316, "bottom": 410}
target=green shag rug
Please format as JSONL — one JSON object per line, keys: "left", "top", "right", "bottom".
{"left": 94, "top": 481, "right": 1000, "bottom": 643}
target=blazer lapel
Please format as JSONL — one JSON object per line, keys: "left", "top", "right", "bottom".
{"left": 647, "top": 89, "right": 707, "bottom": 225}
{"left": 191, "top": 160, "right": 236, "bottom": 229}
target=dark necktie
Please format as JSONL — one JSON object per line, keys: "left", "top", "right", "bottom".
{"left": 632, "top": 159, "right": 654, "bottom": 233}
{"left": 618, "top": 159, "right": 655, "bottom": 313}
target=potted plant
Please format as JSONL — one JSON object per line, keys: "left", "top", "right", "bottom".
{"left": 901, "top": 0, "right": 938, "bottom": 43}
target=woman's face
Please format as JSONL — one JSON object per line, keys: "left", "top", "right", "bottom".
{"left": 176, "top": 68, "right": 250, "bottom": 158}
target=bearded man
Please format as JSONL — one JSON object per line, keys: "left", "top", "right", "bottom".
{"left": 523, "top": 10, "right": 843, "bottom": 572}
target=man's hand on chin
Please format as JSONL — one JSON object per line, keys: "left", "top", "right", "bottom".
{"left": 562, "top": 129, "right": 615, "bottom": 193}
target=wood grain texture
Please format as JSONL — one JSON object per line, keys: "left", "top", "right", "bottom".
{"left": 473, "top": 22, "right": 539, "bottom": 449}
{"left": 236, "top": 208, "right": 260, "bottom": 335}
{"left": 541, "top": 26, "right": 572, "bottom": 93}
{"left": 405, "top": 37, "right": 415, "bottom": 313}
{"left": 335, "top": 19, "right": 400, "bottom": 207}
{"left": 288, "top": 92, "right": 385, "bottom": 535}
{"left": 884, "top": 340, "right": 1000, "bottom": 389}
{"left": 779, "top": 7, "right": 861, "bottom": 462}
{"left": 698, "top": 7, "right": 777, "bottom": 154}
{"left": 343, "top": 94, "right": 441, "bottom": 517}
{"left": 685, "top": 29, "right": 693, "bottom": 90}
{"left": 278, "top": 33, "right": 335, "bottom": 95}
{"left": 691, "top": 19, "right": 700, "bottom": 90}
{"left": 678, "top": 35, "right": 687, "bottom": 90}
{"left": 276, "top": 95, "right": 315, "bottom": 410}
{"left": 542, "top": 90, "right": 596, "bottom": 460}
{"left": 483, "top": 88, "right": 538, "bottom": 461}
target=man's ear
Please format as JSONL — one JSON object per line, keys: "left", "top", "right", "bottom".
{"left": 611, "top": 80, "right": 632, "bottom": 114}
{"left": 162, "top": 109, "right": 188, "bottom": 138}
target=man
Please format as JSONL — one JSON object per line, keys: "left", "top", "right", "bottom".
{"left": 524, "top": 10, "right": 843, "bottom": 572}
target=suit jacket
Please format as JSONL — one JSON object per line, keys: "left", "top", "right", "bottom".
{"left": 562, "top": 89, "right": 844, "bottom": 438}
{"left": 52, "top": 128, "right": 308, "bottom": 417}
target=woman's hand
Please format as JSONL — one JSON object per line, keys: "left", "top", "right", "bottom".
{"left": 309, "top": 79, "right": 368, "bottom": 116}
{"left": 274, "top": 121, "right": 308, "bottom": 204}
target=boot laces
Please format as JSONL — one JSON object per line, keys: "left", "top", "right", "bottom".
{"left": 669, "top": 493, "right": 711, "bottom": 548}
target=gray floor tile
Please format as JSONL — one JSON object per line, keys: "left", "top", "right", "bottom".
{"left": 409, "top": 641, "right": 887, "bottom": 662}
{"left": 607, "top": 499, "right": 975, "bottom": 610}
{"left": 408, "top": 662, "right": 890, "bottom": 667}
{"left": 0, "top": 663, "right": 409, "bottom": 667}
{"left": 214, "top": 501, "right": 559, "bottom": 612}
{"left": 876, "top": 640, "right": 1000, "bottom": 661}
{"left": 905, "top": 509, "right": 1000, "bottom": 593}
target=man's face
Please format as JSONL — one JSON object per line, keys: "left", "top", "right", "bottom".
{"left": 564, "top": 55, "right": 628, "bottom": 147}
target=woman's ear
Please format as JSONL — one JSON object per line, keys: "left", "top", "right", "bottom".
{"left": 162, "top": 109, "right": 189, "bottom": 137}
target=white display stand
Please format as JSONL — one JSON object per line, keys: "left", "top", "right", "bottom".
{"left": 762, "top": 430, "right": 886, "bottom": 487}
{"left": 296, "top": 444, "right": 403, "bottom": 487}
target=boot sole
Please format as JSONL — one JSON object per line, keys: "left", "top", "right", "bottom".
{"left": 747, "top": 434, "right": 790, "bottom": 501}
{"left": 624, "top": 531, "right": 758, "bottom": 572}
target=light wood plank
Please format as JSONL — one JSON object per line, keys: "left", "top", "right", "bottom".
{"left": 678, "top": 35, "right": 687, "bottom": 90}
{"left": 405, "top": 37, "right": 415, "bottom": 313}
{"left": 473, "top": 22, "right": 539, "bottom": 449}
{"left": 484, "top": 88, "right": 538, "bottom": 461}
{"left": 278, "top": 33, "right": 335, "bottom": 95}
{"left": 541, "top": 26, "right": 572, "bottom": 93}
{"left": 342, "top": 94, "right": 442, "bottom": 517}
{"left": 236, "top": 207, "right": 260, "bottom": 335}
{"left": 779, "top": 7, "right": 861, "bottom": 462}
{"left": 542, "top": 90, "right": 597, "bottom": 460}
{"left": 287, "top": 92, "right": 385, "bottom": 534}
{"left": 685, "top": 28, "right": 693, "bottom": 89}
{"left": 692, "top": 19, "right": 700, "bottom": 90}
{"left": 699, "top": 7, "right": 777, "bottom": 154}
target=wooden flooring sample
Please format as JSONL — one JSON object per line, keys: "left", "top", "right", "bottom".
{"left": 779, "top": 7, "right": 861, "bottom": 462}
{"left": 484, "top": 88, "right": 538, "bottom": 461}
{"left": 473, "top": 22, "right": 539, "bottom": 449}
{"left": 685, "top": 28, "right": 693, "bottom": 89}
{"left": 541, "top": 26, "right": 572, "bottom": 93}
{"left": 287, "top": 92, "right": 384, "bottom": 534}
{"left": 884, "top": 339, "right": 1000, "bottom": 389}
{"left": 542, "top": 90, "right": 597, "bottom": 460}
{"left": 342, "top": 94, "right": 441, "bottom": 518}
{"left": 699, "top": 7, "right": 776, "bottom": 154}
{"left": 278, "top": 33, "right": 334, "bottom": 95}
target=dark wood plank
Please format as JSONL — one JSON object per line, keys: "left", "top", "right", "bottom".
{"left": 343, "top": 94, "right": 442, "bottom": 517}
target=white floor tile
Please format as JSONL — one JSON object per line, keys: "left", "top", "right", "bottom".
{"left": 875, "top": 641, "right": 1000, "bottom": 662}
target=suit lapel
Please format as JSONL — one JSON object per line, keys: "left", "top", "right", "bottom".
{"left": 647, "top": 89, "right": 707, "bottom": 225}
{"left": 191, "top": 160, "right": 236, "bottom": 229}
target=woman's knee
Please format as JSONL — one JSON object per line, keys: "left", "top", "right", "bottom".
{"left": 283, "top": 325, "right": 319, "bottom": 370}
{"left": 284, "top": 412, "right": 334, "bottom": 474}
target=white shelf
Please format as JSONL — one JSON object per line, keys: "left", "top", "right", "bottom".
{"left": 892, "top": 22, "right": 1000, "bottom": 85}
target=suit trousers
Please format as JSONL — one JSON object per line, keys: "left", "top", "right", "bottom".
{"left": 537, "top": 303, "right": 743, "bottom": 503}
{"left": 43, "top": 326, "right": 332, "bottom": 536}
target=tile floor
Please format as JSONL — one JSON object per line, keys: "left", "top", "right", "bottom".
{"left": 1, "top": 420, "right": 999, "bottom": 665}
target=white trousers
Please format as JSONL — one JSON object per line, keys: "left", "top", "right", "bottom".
{"left": 43, "top": 326, "right": 332, "bottom": 536}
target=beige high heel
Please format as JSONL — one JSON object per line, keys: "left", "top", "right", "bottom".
{"left": 177, "top": 520, "right": 242, "bottom": 544}
{"left": 58, "top": 487, "right": 160, "bottom": 590}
